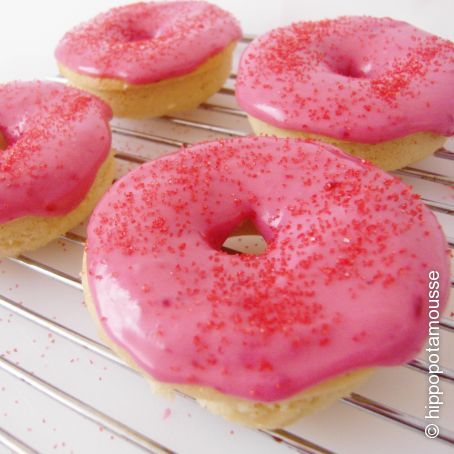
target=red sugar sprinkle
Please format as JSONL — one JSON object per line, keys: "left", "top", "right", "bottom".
{"left": 162, "top": 408, "right": 172, "bottom": 420}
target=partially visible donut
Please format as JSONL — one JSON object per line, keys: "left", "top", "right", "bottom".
{"left": 0, "top": 81, "right": 114, "bottom": 257}
{"left": 82, "top": 136, "right": 450, "bottom": 428}
{"left": 236, "top": 17, "right": 454, "bottom": 170}
{"left": 55, "top": 1, "right": 242, "bottom": 118}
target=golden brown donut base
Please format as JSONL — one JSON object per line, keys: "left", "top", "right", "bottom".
{"left": 58, "top": 43, "right": 237, "bottom": 118}
{"left": 248, "top": 115, "right": 446, "bottom": 171}
{"left": 82, "top": 254, "right": 372, "bottom": 429}
{"left": 0, "top": 152, "right": 115, "bottom": 257}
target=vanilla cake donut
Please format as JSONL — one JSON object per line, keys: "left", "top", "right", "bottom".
{"left": 0, "top": 81, "right": 114, "bottom": 257}
{"left": 55, "top": 1, "right": 242, "bottom": 118}
{"left": 82, "top": 136, "right": 450, "bottom": 428}
{"left": 236, "top": 17, "right": 454, "bottom": 170}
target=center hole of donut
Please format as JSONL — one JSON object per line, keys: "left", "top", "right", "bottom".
{"left": 221, "top": 219, "right": 267, "bottom": 256}
{"left": 331, "top": 60, "right": 365, "bottom": 79}
{"left": 125, "top": 28, "right": 154, "bottom": 42}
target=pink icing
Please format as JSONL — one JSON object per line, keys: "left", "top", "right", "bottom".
{"left": 0, "top": 81, "right": 112, "bottom": 223}
{"left": 236, "top": 17, "right": 454, "bottom": 143}
{"left": 55, "top": 1, "right": 242, "bottom": 85}
{"left": 86, "top": 136, "right": 450, "bottom": 402}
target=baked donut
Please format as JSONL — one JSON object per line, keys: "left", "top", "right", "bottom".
{"left": 0, "top": 81, "right": 114, "bottom": 257}
{"left": 82, "top": 136, "right": 450, "bottom": 428}
{"left": 236, "top": 17, "right": 454, "bottom": 170}
{"left": 55, "top": 1, "right": 241, "bottom": 118}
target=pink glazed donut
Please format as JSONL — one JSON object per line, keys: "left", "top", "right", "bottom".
{"left": 55, "top": 1, "right": 242, "bottom": 117}
{"left": 0, "top": 81, "right": 114, "bottom": 257}
{"left": 82, "top": 136, "right": 450, "bottom": 428}
{"left": 236, "top": 17, "right": 454, "bottom": 170}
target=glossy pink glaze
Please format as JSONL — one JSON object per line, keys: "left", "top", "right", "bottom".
{"left": 86, "top": 137, "right": 450, "bottom": 401}
{"left": 236, "top": 17, "right": 454, "bottom": 143}
{"left": 0, "top": 81, "right": 112, "bottom": 223}
{"left": 55, "top": 1, "right": 242, "bottom": 84}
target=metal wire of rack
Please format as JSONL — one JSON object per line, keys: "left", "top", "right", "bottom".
{"left": 0, "top": 36, "right": 453, "bottom": 454}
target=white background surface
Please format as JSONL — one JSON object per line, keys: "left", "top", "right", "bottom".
{"left": 0, "top": 0, "right": 453, "bottom": 82}
{"left": 0, "top": 1, "right": 453, "bottom": 454}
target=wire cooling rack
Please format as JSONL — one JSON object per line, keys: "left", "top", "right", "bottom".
{"left": 0, "top": 36, "right": 453, "bottom": 454}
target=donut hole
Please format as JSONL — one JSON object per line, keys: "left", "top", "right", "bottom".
{"left": 121, "top": 25, "right": 158, "bottom": 43}
{"left": 221, "top": 218, "right": 267, "bottom": 256}
{"left": 327, "top": 58, "right": 369, "bottom": 79}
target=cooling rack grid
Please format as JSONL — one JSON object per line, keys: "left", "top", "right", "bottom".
{"left": 0, "top": 36, "right": 453, "bottom": 454}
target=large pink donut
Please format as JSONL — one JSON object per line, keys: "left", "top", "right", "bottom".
{"left": 0, "top": 81, "right": 112, "bottom": 223}
{"left": 55, "top": 1, "right": 242, "bottom": 84}
{"left": 85, "top": 136, "right": 450, "bottom": 401}
{"left": 236, "top": 17, "right": 454, "bottom": 143}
